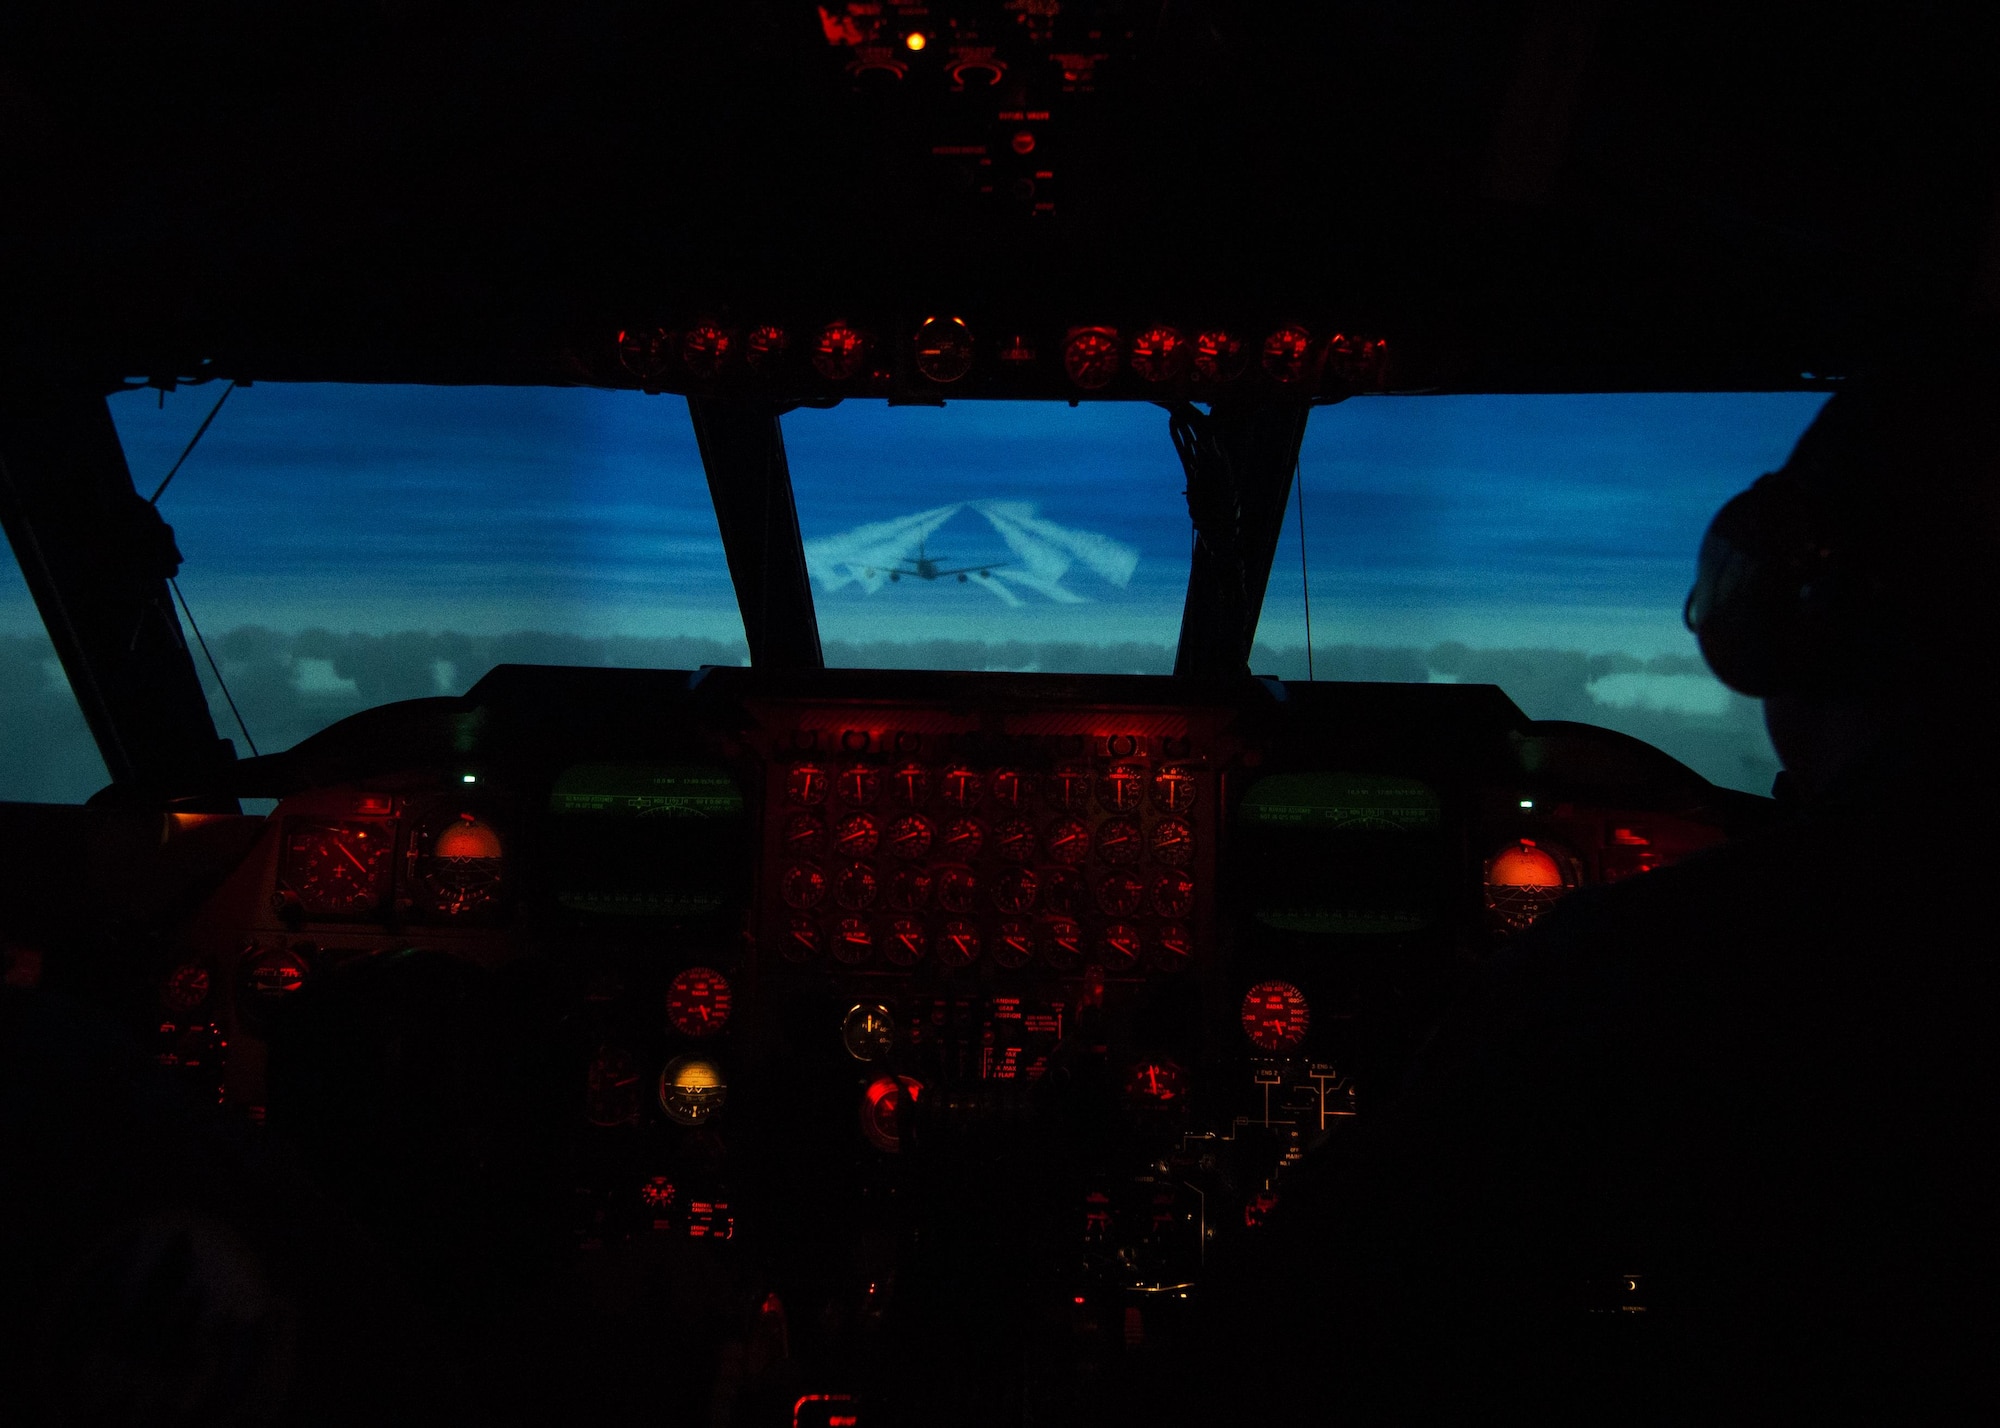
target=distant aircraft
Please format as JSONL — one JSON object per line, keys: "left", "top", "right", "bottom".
{"left": 804, "top": 501, "right": 1139, "bottom": 607}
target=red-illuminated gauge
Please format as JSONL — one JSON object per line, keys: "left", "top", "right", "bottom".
{"left": 1241, "top": 980, "right": 1311, "bottom": 1052}
{"left": 1129, "top": 326, "right": 1189, "bottom": 383}
{"left": 1043, "top": 867, "right": 1086, "bottom": 917}
{"left": 1041, "top": 917, "right": 1084, "bottom": 973}
{"left": 1151, "top": 924, "right": 1192, "bottom": 973}
{"left": 784, "top": 813, "right": 827, "bottom": 857}
{"left": 163, "top": 963, "right": 211, "bottom": 1013}
{"left": 914, "top": 315, "right": 974, "bottom": 383}
{"left": 744, "top": 324, "right": 790, "bottom": 369}
{"left": 936, "top": 865, "right": 980, "bottom": 913}
{"left": 886, "top": 815, "right": 933, "bottom": 859}
{"left": 780, "top": 862, "right": 827, "bottom": 910}
{"left": 1484, "top": 838, "right": 1576, "bottom": 932}
{"left": 1193, "top": 329, "right": 1248, "bottom": 383}
{"left": 884, "top": 918, "right": 928, "bottom": 966}
{"left": 937, "top": 920, "right": 981, "bottom": 967}
{"left": 1123, "top": 1059, "right": 1188, "bottom": 1105}
{"left": 1063, "top": 327, "right": 1121, "bottom": 389}
{"left": 1098, "top": 763, "right": 1146, "bottom": 812}
{"left": 1324, "top": 333, "right": 1390, "bottom": 388}
{"left": 942, "top": 817, "right": 984, "bottom": 859}
{"left": 992, "top": 920, "right": 1035, "bottom": 969}
{"left": 1261, "top": 325, "right": 1317, "bottom": 384}
{"left": 989, "top": 768, "right": 1028, "bottom": 807}
{"left": 834, "top": 813, "right": 880, "bottom": 858}
{"left": 885, "top": 866, "right": 933, "bottom": 911}
{"left": 1152, "top": 764, "right": 1198, "bottom": 813}
{"left": 938, "top": 765, "right": 982, "bottom": 808}
{"left": 1150, "top": 818, "right": 1194, "bottom": 866}
{"left": 586, "top": 1046, "right": 643, "bottom": 1127}
{"left": 783, "top": 917, "right": 822, "bottom": 963}
{"left": 831, "top": 917, "right": 874, "bottom": 965}
{"left": 1047, "top": 767, "right": 1091, "bottom": 810}
{"left": 834, "top": 863, "right": 879, "bottom": 910}
{"left": 860, "top": 1074, "right": 923, "bottom": 1152}
{"left": 658, "top": 1056, "right": 727, "bottom": 1126}
{"left": 1095, "top": 818, "right": 1142, "bottom": 865}
{"left": 683, "top": 323, "right": 733, "bottom": 378}
{"left": 1046, "top": 818, "right": 1092, "bottom": 865}
{"left": 1096, "top": 871, "right": 1146, "bottom": 916}
{"left": 994, "top": 818, "right": 1038, "bottom": 863}
{"left": 240, "top": 945, "right": 309, "bottom": 1000}
{"left": 639, "top": 1176, "right": 677, "bottom": 1212}
{"left": 890, "top": 763, "right": 929, "bottom": 806}
{"left": 836, "top": 765, "right": 880, "bottom": 806}
{"left": 1153, "top": 872, "right": 1195, "bottom": 918}
{"left": 843, "top": 1003, "right": 895, "bottom": 1061}
{"left": 665, "top": 967, "right": 733, "bottom": 1037}
{"left": 786, "top": 763, "right": 828, "bottom": 806}
{"left": 279, "top": 822, "right": 393, "bottom": 917}
{"left": 616, "top": 326, "right": 671, "bottom": 381}
{"left": 1098, "top": 923, "right": 1143, "bottom": 972}
{"left": 992, "top": 866, "right": 1040, "bottom": 913}
{"left": 415, "top": 813, "right": 505, "bottom": 916}
{"left": 813, "top": 320, "right": 869, "bottom": 381}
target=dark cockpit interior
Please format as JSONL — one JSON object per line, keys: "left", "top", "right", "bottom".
{"left": 2, "top": 5, "right": 1994, "bottom": 1425}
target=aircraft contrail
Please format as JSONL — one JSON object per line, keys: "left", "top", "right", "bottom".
{"left": 802, "top": 502, "right": 1139, "bottom": 605}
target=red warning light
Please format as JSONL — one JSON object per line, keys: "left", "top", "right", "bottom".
{"left": 813, "top": 321, "right": 869, "bottom": 381}
{"left": 860, "top": 1074, "right": 924, "bottom": 1152}
{"left": 1011, "top": 129, "right": 1037, "bottom": 155}
{"left": 1192, "top": 329, "right": 1247, "bottom": 383}
{"left": 1261, "top": 325, "right": 1317, "bottom": 384}
{"left": 1062, "top": 327, "right": 1121, "bottom": 389}
{"left": 905, "top": 31, "right": 927, "bottom": 51}
{"left": 683, "top": 324, "right": 733, "bottom": 378}
{"left": 1129, "top": 326, "right": 1189, "bottom": 383}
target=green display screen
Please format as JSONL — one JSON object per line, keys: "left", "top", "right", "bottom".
{"left": 1238, "top": 773, "right": 1443, "bottom": 935}
{"left": 550, "top": 764, "right": 746, "bottom": 819}
{"left": 1238, "top": 773, "right": 1440, "bottom": 833}
{"left": 548, "top": 763, "right": 746, "bottom": 917}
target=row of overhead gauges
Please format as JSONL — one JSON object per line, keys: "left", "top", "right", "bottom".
{"left": 612, "top": 319, "right": 1389, "bottom": 395}
{"left": 273, "top": 804, "right": 506, "bottom": 923}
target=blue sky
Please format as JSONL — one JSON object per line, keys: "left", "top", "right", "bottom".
{"left": 0, "top": 385, "right": 1828, "bottom": 660}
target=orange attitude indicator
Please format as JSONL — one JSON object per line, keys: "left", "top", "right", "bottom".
{"left": 1241, "top": 979, "right": 1311, "bottom": 1052}
{"left": 665, "top": 967, "right": 733, "bottom": 1038}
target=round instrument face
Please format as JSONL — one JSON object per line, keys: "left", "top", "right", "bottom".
{"left": 988, "top": 769, "right": 1028, "bottom": 807}
{"left": 836, "top": 765, "right": 881, "bottom": 806}
{"left": 666, "top": 967, "right": 733, "bottom": 1038}
{"left": 834, "top": 813, "right": 881, "bottom": 858}
{"left": 813, "top": 321, "right": 868, "bottom": 381}
{"left": 1261, "top": 324, "right": 1316, "bottom": 384}
{"left": 942, "top": 818, "right": 984, "bottom": 859}
{"left": 834, "top": 863, "right": 879, "bottom": 910}
{"left": 994, "top": 818, "right": 1038, "bottom": 863}
{"left": 890, "top": 763, "right": 929, "bottom": 807}
{"left": 1096, "top": 871, "right": 1146, "bottom": 916}
{"left": 1094, "top": 818, "right": 1142, "bottom": 865}
{"left": 1042, "top": 867, "right": 1086, "bottom": 917}
{"left": 786, "top": 763, "right": 828, "bottom": 806}
{"left": 1241, "top": 980, "right": 1311, "bottom": 1052}
{"left": 831, "top": 917, "right": 874, "bottom": 965}
{"left": 1063, "top": 327, "right": 1121, "bottom": 389}
{"left": 1151, "top": 924, "right": 1192, "bottom": 973}
{"left": 1484, "top": 839, "right": 1577, "bottom": 932}
{"left": 1098, "top": 763, "right": 1146, "bottom": 812}
{"left": 1153, "top": 872, "right": 1195, "bottom": 918}
{"left": 991, "top": 920, "right": 1035, "bottom": 969}
{"left": 1123, "top": 1059, "right": 1187, "bottom": 1106}
{"left": 1193, "top": 329, "right": 1247, "bottom": 383}
{"left": 842, "top": 1003, "right": 896, "bottom": 1061}
{"left": 586, "top": 1046, "right": 643, "bottom": 1127}
{"left": 783, "top": 917, "right": 821, "bottom": 963}
{"left": 887, "top": 815, "right": 934, "bottom": 860}
{"left": 784, "top": 813, "right": 827, "bottom": 858}
{"left": 937, "top": 919, "right": 981, "bottom": 967}
{"left": 1129, "top": 325, "right": 1189, "bottom": 383}
{"left": 1152, "top": 764, "right": 1198, "bottom": 813}
{"left": 657, "top": 1056, "right": 728, "bottom": 1126}
{"left": 885, "top": 867, "right": 933, "bottom": 912}
{"left": 781, "top": 863, "right": 827, "bottom": 910}
{"left": 415, "top": 813, "right": 506, "bottom": 916}
{"left": 938, "top": 765, "right": 982, "bottom": 808}
{"left": 163, "top": 963, "right": 211, "bottom": 1013}
{"left": 683, "top": 323, "right": 732, "bottom": 378}
{"left": 1150, "top": 818, "right": 1194, "bottom": 867}
{"left": 936, "top": 865, "right": 980, "bottom": 913}
{"left": 745, "top": 324, "right": 789, "bottom": 368}
{"left": 241, "top": 946, "right": 310, "bottom": 1000}
{"left": 1041, "top": 917, "right": 1083, "bottom": 972}
{"left": 884, "top": 918, "right": 928, "bottom": 966}
{"left": 914, "top": 316, "right": 975, "bottom": 383}
{"left": 1047, "top": 768, "right": 1091, "bottom": 811}
{"left": 1098, "top": 923, "right": 1143, "bottom": 972}
{"left": 859, "top": 1074, "right": 922, "bottom": 1152}
{"left": 992, "top": 866, "right": 1039, "bottom": 914}
{"left": 281, "top": 821, "right": 393, "bottom": 916}
{"left": 1046, "top": 818, "right": 1093, "bottom": 865}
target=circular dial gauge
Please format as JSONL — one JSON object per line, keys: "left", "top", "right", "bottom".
{"left": 1153, "top": 764, "right": 1198, "bottom": 813}
{"left": 417, "top": 814, "right": 505, "bottom": 915}
{"left": 914, "top": 315, "right": 974, "bottom": 384}
{"left": 831, "top": 917, "right": 874, "bottom": 965}
{"left": 1150, "top": 818, "right": 1194, "bottom": 866}
{"left": 1154, "top": 872, "right": 1195, "bottom": 918}
{"left": 1098, "top": 764, "right": 1146, "bottom": 812}
{"left": 937, "top": 920, "right": 981, "bottom": 967}
{"left": 683, "top": 323, "right": 732, "bottom": 378}
{"left": 859, "top": 1074, "right": 922, "bottom": 1153}
{"left": 938, "top": 765, "right": 982, "bottom": 808}
{"left": 586, "top": 1046, "right": 642, "bottom": 1127}
{"left": 281, "top": 822, "right": 393, "bottom": 916}
{"left": 784, "top": 813, "right": 827, "bottom": 857}
{"left": 783, "top": 917, "right": 821, "bottom": 963}
{"left": 942, "top": 818, "right": 984, "bottom": 860}
{"left": 1261, "top": 324, "right": 1317, "bottom": 384}
{"left": 936, "top": 866, "right": 979, "bottom": 913}
{"left": 884, "top": 918, "right": 928, "bottom": 966}
{"left": 992, "top": 866, "right": 1039, "bottom": 913}
{"left": 1047, "top": 768, "right": 1091, "bottom": 811}
{"left": 890, "top": 763, "right": 929, "bottom": 807}
{"left": 887, "top": 815, "right": 933, "bottom": 860}
{"left": 991, "top": 920, "right": 1035, "bottom": 969}
{"left": 1095, "top": 818, "right": 1142, "bottom": 865}
{"left": 842, "top": 1003, "right": 896, "bottom": 1061}
{"left": 666, "top": 967, "right": 733, "bottom": 1037}
{"left": 1042, "top": 917, "right": 1083, "bottom": 972}
{"left": 1098, "top": 923, "right": 1142, "bottom": 972}
{"left": 1063, "top": 327, "right": 1122, "bottom": 389}
{"left": 836, "top": 765, "right": 881, "bottom": 806}
{"left": 994, "top": 818, "right": 1038, "bottom": 863}
{"left": 1129, "top": 326, "right": 1189, "bottom": 383}
{"left": 745, "top": 324, "right": 789, "bottom": 368}
{"left": 1097, "top": 872, "right": 1146, "bottom": 916}
{"left": 1241, "top": 980, "right": 1311, "bottom": 1052}
{"left": 834, "top": 863, "right": 879, "bottom": 910}
{"left": 1046, "top": 818, "right": 1092, "bottom": 865}
{"left": 786, "top": 763, "right": 828, "bottom": 806}
{"left": 163, "top": 963, "right": 211, "bottom": 1013}
{"left": 1152, "top": 924, "right": 1192, "bottom": 972}
{"left": 1042, "top": 867, "right": 1086, "bottom": 917}
{"left": 988, "top": 769, "right": 1027, "bottom": 807}
{"left": 1193, "top": 329, "right": 1247, "bottom": 383}
{"left": 885, "top": 867, "right": 933, "bottom": 911}
{"left": 834, "top": 813, "right": 880, "bottom": 858}
{"left": 781, "top": 863, "right": 827, "bottom": 910}
{"left": 813, "top": 321, "right": 868, "bottom": 381}
{"left": 657, "top": 1056, "right": 727, "bottom": 1126}
{"left": 1123, "top": 1059, "right": 1188, "bottom": 1105}
{"left": 241, "top": 946, "right": 309, "bottom": 1000}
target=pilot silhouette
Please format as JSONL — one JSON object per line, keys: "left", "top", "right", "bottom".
{"left": 1183, "top": 330, "right": 2000, "bottom": 1424}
